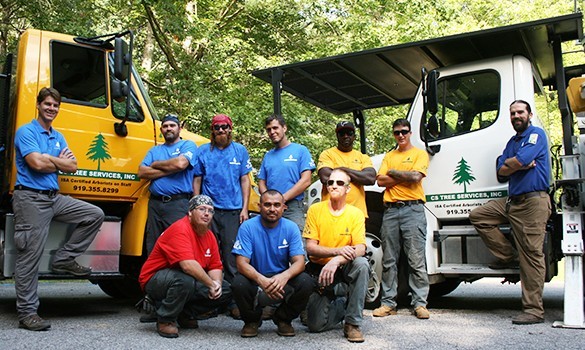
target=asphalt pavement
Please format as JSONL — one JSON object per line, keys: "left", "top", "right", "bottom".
{"left": 0, "top": 277, "right": 582, "bottom": 350}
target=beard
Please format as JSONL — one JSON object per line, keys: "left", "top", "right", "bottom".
{"left": 212, "top": 132, "right": 232, "bottom": 148}
{"left": 512, "top": 118, "right": 529, "bottom": 133}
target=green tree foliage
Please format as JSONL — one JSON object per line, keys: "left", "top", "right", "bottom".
{"left": 0, "top": 0, "right": 578, "bottom": 172}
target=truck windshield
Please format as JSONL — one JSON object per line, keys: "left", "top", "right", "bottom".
{"left": 428, "top": 70, "right": 500, "bottom": 140}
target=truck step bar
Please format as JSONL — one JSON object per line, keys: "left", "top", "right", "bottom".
{"left": 436, "top": 263, "right": 519, "bottom": 275}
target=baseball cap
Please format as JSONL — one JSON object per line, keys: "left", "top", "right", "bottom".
{"left": 211, "top": 114, "right": 233, "bottom": 128}
{"left": 161, "top": 113, "right": 180, "bottom": 125}
{"left": 336, "top": 121, "right": 355, "bottom": 132}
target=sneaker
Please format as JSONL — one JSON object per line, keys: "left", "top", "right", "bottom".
{"left": 414, "top": 306, "right": 430, "bottom": 319}
{"left": 274, "top": 319, "right": 295, "bottom": 337}
{"left": 343, "top": 323, "right": 364, "bottom": 343}
{"left": 51, "top": 260, "right": 91, "bottom": 277}
{"left": 157, "top": 321, "right": 179, "bottom": 338}
{"left": 177, "top": 314, "right": 199, "bottom": 329}
{"left": 241, "top": 322, "right": 260, "bottom": 338}
{"left": 512, "top": 312, "right": 544, "bottom": 325}
{"left": 19, "top": 314, "right": 51, "bottom": 331}
{"left": 372, "top": 304, "right": 397, "bottom": 317}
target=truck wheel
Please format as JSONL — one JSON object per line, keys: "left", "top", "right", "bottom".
{"left": 429, "top": 278, "right": 462, "bottom": 298}
{"left": 96, "top": 276, "right": 142, "bottom": 299}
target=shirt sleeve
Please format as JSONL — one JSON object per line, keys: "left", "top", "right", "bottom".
{"left": 140, "top": 148, "right": 155, "bottom": 167}
{"left": 377, "top": 153, "right": 390, "bottom": 177}
{"left": 350, "top": 209, "right": 367, "bottom": 246}
{"left": 300, "top": 146, "right": 316, "bottom": 172}
{"left": 15, "top": 126, "right": 41, "bottom": 158}
{"left": 317, "top": 149, "right": 334, "bottom": 171}
{"left": 287, "top": 223, "right": 305, "bottom": 257}
{"left": 192, "top": 147, "right": 204, "bottom": 176}
{"left": 302, "top": 204, "right": 319, "bottom": 241}
{"left": 232, "top": 221, "right": 253, "bottom": 258}
{"left": 515, "top": 130, "right": 547, "bottom": 166}
{"left": 257, "top": 157, "right": 267, "bottom": 181}
{"left": 412, "top": 149, "right": 429, "bottom": 176}
{"left": 181, "top": 140, "right": 198, "bottom": 168}
{"left": 239, "top": 145, "right": 253, "bottom": 176}
{"left": 360, "top": 153, "right": 374, "bottom": 170}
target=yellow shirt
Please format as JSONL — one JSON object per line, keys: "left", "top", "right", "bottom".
{"left": 378, "top": 147, "right": 428, "bottom": 203}
{"left": 317, "top": 147, "right": 373, "bottom": 217}
{"left": 302, "top": 201, "right": 366, "bottom": 265}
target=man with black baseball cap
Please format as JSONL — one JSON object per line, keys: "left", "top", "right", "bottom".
{"left": 317, "top": 121, "right": 376, "bottom": 217}
{"left": 139, "top": 113, "right": 198, "bottom": 254}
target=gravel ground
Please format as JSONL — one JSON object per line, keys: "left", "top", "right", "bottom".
{"left": 0, "top": 277, "right": 581, "bottom": 350}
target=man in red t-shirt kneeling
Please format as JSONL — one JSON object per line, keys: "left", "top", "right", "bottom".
{"left": 138, "top": 195, "right": 231, "bottom": 338}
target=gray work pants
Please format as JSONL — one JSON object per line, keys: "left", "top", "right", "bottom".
{"left": 379, "top": 203, "right": 429, "bottom": 309}
{"left": 12, "top": 190, "right": 105, "bottom": 320}
{"left": 306, "top": 257, "right": 369, "bottom": 330}
{"left": 283, "top": 199, "right": 305, "bottom": 233}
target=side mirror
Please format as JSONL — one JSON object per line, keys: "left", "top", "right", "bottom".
{"left": 114, "top": 37, "right": 130, "bottom": 81}
{"left": 426, "top": 70, "right": 439, "bottom": 116}
{"left": 427, "top": 115, "right": 439, "bottom": 138}
{"left": 110, "top": 79, "right": 128, "bottom": 101}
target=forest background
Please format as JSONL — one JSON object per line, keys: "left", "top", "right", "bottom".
{"left": 0, "top": 0, "right": 583, "bottom": 170}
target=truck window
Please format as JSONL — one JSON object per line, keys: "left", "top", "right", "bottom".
{"left": 51, "top": 41, "right": 107, "bottom": 106}
{"left": 428, "top": 70, "right": 500, "bottom": 140}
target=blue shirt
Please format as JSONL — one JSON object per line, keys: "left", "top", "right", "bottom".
{"left": 258, "top": 143, "right": 315, "bottom": 201}
{"left": 14, "top": 119, "right": 68, "bottom": 190}
{"left": 497, "top": 124, "right": 550, "bottom": 196}
{"left": 232, "top": 215, "right": 305, "bottom": 276}
{"left": 193, "top": 142, "right": 252, "bottom": 210}
{"left": 141, "top": 139, "right": 197, "bottom": 196}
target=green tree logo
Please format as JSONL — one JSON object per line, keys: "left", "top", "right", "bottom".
{"left": 452, "top": 157, "right": 476, "bottom": 193}
{"left": 86, "top": 133, "right": 111, "bottom": 171}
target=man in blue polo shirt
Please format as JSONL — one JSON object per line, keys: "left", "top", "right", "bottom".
{"left": 231, "top": 190, "right": 313, "bottom": 338}
{"left": 470, "top": 100, "right": 551, "bottom": 325}
{"left": 12, "top": 87, "right": 105, "bottom": 331}
{"left": 193, "top": 114, "right": 252, "bottom": 288}
{"left": 139, "top": 113, "right": 197, "bottom": 254}
{"left": 258, "top": 114, "right": 315, "bottom": 232}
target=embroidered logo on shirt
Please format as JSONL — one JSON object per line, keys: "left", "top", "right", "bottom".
{"left": 340, "top": 227, "right": 351, "bottom": 236}
{"left": 204, "top": 248, "right": 212, "bottom": 257}
{"left": 183, "top": 150, "right": 193, "bottom": 160}
{"left": 230, "top": 157, "right": 241, "bottom": 165}
{"left": 55, "top": 141, "right": 61, "bottom": 149}
{"left": 528, "top": 133, "right": 538, "bottom": 145}
{"left": 278, "top": 239, "right": 289, "bottom": 249}
{"left": 233, "top": 240, "right": 242, "bottom": 250}
{"left": 172, "top": 147, "right": 181, "bottom": 156}
{"left": 284, "top": 154, "right": 298, "bottom": 162}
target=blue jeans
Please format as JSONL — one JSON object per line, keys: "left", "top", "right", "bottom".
{"left": 379, "top": 203, "right": 429, "bottom": 308}
{"left": 145, "top": 268, "right": 232, "bottom": 323}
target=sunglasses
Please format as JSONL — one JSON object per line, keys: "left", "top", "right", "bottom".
{"left": 327, "top": 179, "right": 349, "bottom": 187}
{"left": 393, "top": 129, "right": 410, "bottom": 136}
{"left": 337, "top": 130, "right": 355, "bottom": 137}
{"left": 213, "top": 124, "right": 230, "bottom": 131}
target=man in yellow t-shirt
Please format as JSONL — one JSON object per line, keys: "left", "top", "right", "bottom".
{"left": 317, "top": 121, "right": 376, "bottom": 217}
{"left": 303, "top": 168, "right": 369, "bottom": 343}
{"left": 373, "top": 118, "right": 431, "bottom": 320}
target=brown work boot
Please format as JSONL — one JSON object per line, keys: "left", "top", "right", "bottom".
{"left": 156, "top": 321, "right": 179, "bottom": 338}
{"left": 372, "top": 304, "right": 397, "bottom": 317}
{"left": 177, "top": 314, "right": 199, "bottom": 329}
{"left": 241, "top": 322, "right": 260, "bottom": 338}
{"left": 414, "top": 306, "right": 430, "bottom": 319}
{"left": 343, "top": 323, "right": 365, "bottom": 343}
{"left": 512, "top": 312, "right": 544, "bottom": 325}
{"left": 18, "top": 314, "right": 51, "bottom": 331}
{"left": 274, "top": 319, "right": 295, "bottom": 337}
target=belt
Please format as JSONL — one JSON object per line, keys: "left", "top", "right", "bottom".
{"left": 508, "top": 191, "right": 547, "bottom": 204}
{"left": 14, "top": 185, "right": 58, "bottom": 197}
{"left": 384, "top": 199, "right": 424, "bottom": 208}
{"left": 150, "top": 193, "right": 192, "bottom": 203}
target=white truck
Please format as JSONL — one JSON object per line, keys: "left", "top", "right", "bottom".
{"left": 253, "top": 13, "right": 585, "bottom": 327}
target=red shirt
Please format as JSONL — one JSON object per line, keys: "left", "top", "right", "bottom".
{"left": 139, "top": 216, "right": 222, "bottom": 289}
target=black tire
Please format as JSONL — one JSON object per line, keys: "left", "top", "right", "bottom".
{"left": 96, "top": 276, "right": 142, "bottom": 299}
{"left": 429, "top": 278, "right": 461, "bottom": 299}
